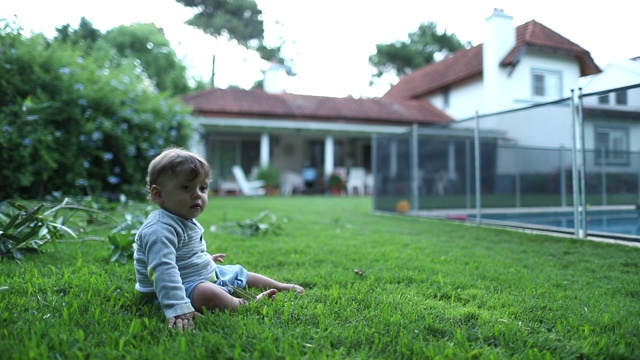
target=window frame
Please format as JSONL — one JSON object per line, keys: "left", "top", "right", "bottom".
{"left": 594, "top": 125, "right": 630, "bottom": 167}
{"left": 598, "top": 94, "right": 610, "bottom": 104}
{"left": 531, "top": 68, "right": 562, "bottom": 99}
{"left": 615, "top": 90, "right": 628, "bottom": 105}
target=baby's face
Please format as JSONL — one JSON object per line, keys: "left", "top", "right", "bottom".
{"left": 155, "top": 171, "right": 209, "bottom": 220}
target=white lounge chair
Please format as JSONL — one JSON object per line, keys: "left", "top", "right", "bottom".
{"left": 217, "top": 179, "right": 239, "bottom": 195}
{"left": 280, "top": 170, "right": 305, "bottom": 195}
{"left": 231, "top": 165, "right": 266, "bottom": 196}
{"left": 346, "top": 167, "right": 367, "bottom": 196}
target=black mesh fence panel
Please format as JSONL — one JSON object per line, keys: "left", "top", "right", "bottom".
{"left": 372, "top": 83, "right": 640, "bottom": 239}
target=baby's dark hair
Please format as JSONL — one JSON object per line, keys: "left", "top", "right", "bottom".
{"left": 146, "top": 147, "right": 211, "bottom": 200}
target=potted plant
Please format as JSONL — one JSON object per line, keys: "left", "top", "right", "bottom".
{"left": 256, "top": 165, "right": 280, "bottom": 195}
{"left": 327, "top": 173, "right": 345, "bottom": 195}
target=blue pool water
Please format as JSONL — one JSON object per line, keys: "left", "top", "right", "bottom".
{"left": 471, "top": 209, "right": 640, "bottom": 238}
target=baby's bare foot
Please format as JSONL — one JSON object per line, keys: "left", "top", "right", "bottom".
{"left": 256, "top": 288, "right": 278, "bottom": 301}
{"left": 290, "top": 284, "right": 305, "bottom": 294}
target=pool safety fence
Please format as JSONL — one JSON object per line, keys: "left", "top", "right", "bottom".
{"left": 371, "top": 83, "right": 640, "bottom": 239}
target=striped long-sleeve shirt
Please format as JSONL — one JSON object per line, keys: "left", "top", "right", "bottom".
{"left": 134, "top": 209, "right": 216, "bottom": 318}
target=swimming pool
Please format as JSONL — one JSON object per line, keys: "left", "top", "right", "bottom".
{"left": 468, "top": 208, "right": 640, "bottom": 240}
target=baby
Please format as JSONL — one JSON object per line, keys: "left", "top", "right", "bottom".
{"left": 134, "top": 147, "right": 304, "bottom": 330}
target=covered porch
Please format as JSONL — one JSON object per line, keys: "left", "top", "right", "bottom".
{"left": 190, "top": 115, "right": 409, "bottom": 195}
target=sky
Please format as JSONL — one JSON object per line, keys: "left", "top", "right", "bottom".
{"left": 2, "top": 0, "right": 638, "bottom": 98}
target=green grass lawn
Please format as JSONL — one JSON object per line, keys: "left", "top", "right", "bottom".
{"left": 2, "top": 196, "right": 639, "bottom": 359}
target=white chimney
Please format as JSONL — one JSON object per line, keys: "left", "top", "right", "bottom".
{"left": 263, "top": 62, "right": 287, "bottom": 94}
{"left": 485, "top": 9, "right": 515, "bottom": 62}
{"left": 483, "top": 8, "right": 516, "bottom": 113}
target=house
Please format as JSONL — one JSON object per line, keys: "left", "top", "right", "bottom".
{"left": 580, "top": 57, "right": 640, "bottom": 93}
{"left": 385, "top": 9, "right": 601, "bottom": 116}
{"left": 182, "top": 8, "right": 632, "bottom": 194}
{"left": 578, "top": 58, "right": 640, "bottom": 168}
{"left": 183, "top": 84, "right": 451, "bottom": 192}
{"left": 384, "top": 8, "right": 601, "bottom": 148}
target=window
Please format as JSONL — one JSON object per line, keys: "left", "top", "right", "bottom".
{"left": 615, "top": 90, "right": 627, "bottom": 105}
{"left": 531, "top": 69, "right": 561, "bottom": 99}
{"left": 595, "top": 126, "right": 629, "bottom": 166}
{"left": 598, "top": 94, "right": 609, "bottom": 104}
{"left": 533, "top": 74, "right": 545, "bottom": 96}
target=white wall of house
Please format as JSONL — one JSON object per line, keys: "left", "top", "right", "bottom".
{"left": 508, "top": 51, "right": 581, "bottom": 105}
{"left": 443, "top": 50, "right": 581, "bottom": 125}
{"left": 427, "top": 77, "right": 483, "bottom": 121}
{"left": 448, "top": 50, "right": 580, "bottom": 149}
{"left": 272, "top": 136, "right": 306, "bottom": 171}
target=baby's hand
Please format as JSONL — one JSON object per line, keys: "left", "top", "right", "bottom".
{"left": 211, "top": 253, "right": 226, "bottom": 263}
{"left": 168, "top": 311, "right": 200, "bottom": 331}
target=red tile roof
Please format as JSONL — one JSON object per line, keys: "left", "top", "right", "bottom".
{"left": 383, "top": 44, "right": 484, "bottom": 101}
{"left": 183, "top": 87, "right": 453, "bottom": 125}
{"left": 502, "top": 20, "right": 600, "bottom": 75}
{"left": 383, "top": 20, "right": 601, "bottom": 101}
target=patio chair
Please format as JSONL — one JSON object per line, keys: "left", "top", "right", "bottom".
{"left": 217, "top": 179, "right": 239, "bottom": 195}
{"left": 433, "top": 170, "right": 450, "bottom": 196}
{"left": 280, "top": 170, "right": 305, "bottom": 195}
{"left": 346, "top": 167, "right": 367, "bottom": 196}
{"left": 231, "top": 165, "right": 266, "bottom": 196}
{"left": 364, "top": 173, "right": 374, "bottom": 195}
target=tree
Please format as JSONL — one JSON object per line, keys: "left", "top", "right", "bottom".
{"left": 175, "top": 0, "right": 264, "bottom": 87}
{"left": 0, "top": 22, "right": 194, "bottom": 200}
{"left": 102, "top": 23, "right": 191, "bottom": 96}
{"left": 53, "top": 19, "right": 192, "bottom": 96}
{"left": 369, "top": 21, "right": 470, "bottom": 81}
{"left": 54, "top": 17, "right": 102, "bottom": 50}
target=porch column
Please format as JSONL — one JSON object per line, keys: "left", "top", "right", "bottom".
{"left": 324, "top": 134, "right": 335, "bottom": 177}
{"left": 448, "top": 140, "right": 458, "bottom": 180}
{"left": 260, "top": 132, "right": 270, "bottom": 168}
{"left": 189, "top": 125, "right": 206, "bottom": 159}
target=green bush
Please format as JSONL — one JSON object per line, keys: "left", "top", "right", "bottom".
{"left": 0, "top": 22, "right": 194, "bottom": 200}
{"left": 256, "top": 165, "right": 280, "bottom": 188}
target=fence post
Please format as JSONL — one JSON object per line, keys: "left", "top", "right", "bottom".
{"left": 601, "top": 147, "right": 607, "bottom": 206}
{"left": 560, "top": 146, "right": 566, "bottom": 207}
{"left": 411, "top": 124, "right": 419, "bottom": 212}
{"left": 371, "top": 133, "right": 378, "bottom": 212}
{"left": 578, "top": 88, "right": 588, "bottom": 238}
{"left": 465, "top": 139, "right": 472, "bottom": 209}
{"left": 571, "top": 89, "right": 581, "bottom": 237}
{"left": 474, "top": 111, "right": 481, "bottom": 224}
{"left": 515, "top": 146, "right": 521, "bottom": 208}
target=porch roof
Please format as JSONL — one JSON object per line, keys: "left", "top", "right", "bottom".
{"left": 182, "top": 87, "right": 452, "bottom": 126}
{"left": 192, "top": 116, "right": 414, "bottom": 135}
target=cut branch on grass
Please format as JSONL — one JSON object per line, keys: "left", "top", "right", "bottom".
{"left": 0, "top": 201, "right": 68, "bottom": 259}
{"left": 0, "top": 198, "right": 144, "bottom": 261}
{"left": 216, "top": 210, "right": 287, "bottom": 237}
